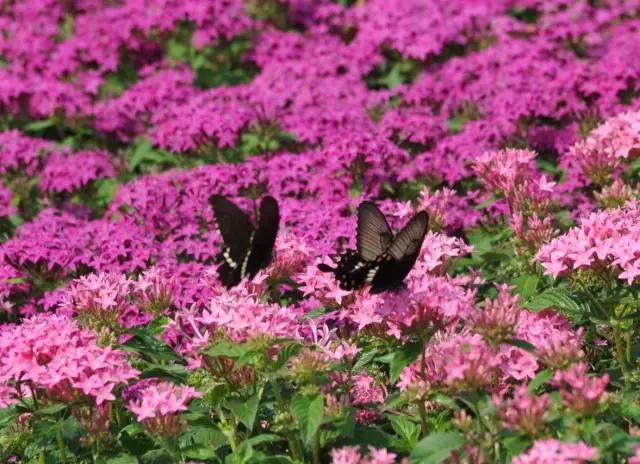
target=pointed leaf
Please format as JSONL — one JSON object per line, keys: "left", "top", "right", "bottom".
{"left": 410, "top": 431, "right": 464, "bottom": 464}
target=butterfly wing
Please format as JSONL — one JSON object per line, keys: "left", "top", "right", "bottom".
{"left": 244, "top": 196, "right": 280, "bottom": 278}
{"left": 387, "top": 211, "right": 429, "bottom": 261}
{"left": 357, "top": 201, "right": 393, "bottom": 261}
{"left": 370, "top": 211, "right": 428, "bottom": 291}
{"left": 209, "top": 195, "right": 255, "bottom": 287}
{"left": 318, "top": 250, "right": 376, "bottom": 290}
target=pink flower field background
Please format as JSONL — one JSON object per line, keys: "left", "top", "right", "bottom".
{"left": 1, "top": 0, "right": 640, "bottom": 463}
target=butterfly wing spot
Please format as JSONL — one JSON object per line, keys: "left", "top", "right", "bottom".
{"left": 223, "top": 248, "right": 238, "bottom": 269}
{"left": 240, "top": 232, "right": 256, "bottom": 278}
{"left": 365, "top": 266, "right": 379, "bottom": 283}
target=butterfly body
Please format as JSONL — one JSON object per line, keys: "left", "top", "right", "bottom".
{"left": 210, "top": 195, "right": 279, "bottom": 288}
{"left": 318, "top": 202, "right": 428, "bottom": 293}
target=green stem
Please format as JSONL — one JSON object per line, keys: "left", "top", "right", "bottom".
{"left": 418, "top": 400, "right": 429, "bottom": 437}
{"left": 56, "top": 428, "right": 69, "bottom": 464}
{"left": 272, "top": 380, "right": 300, "bottom": 462}
{"left": 418, "top": 335, "right": 431, "bottom": 437}
{"left": 312, "top": 430, "right": 320, "bottom": 464}
{"left": 613, "top": 328, "right": 631, "bottom": 386}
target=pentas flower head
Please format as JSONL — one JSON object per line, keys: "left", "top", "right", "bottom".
{"left": 296, "top": 259, "right": 355, "bottom": 308}
{"left": 134, "top": 267, "right": 176, "bottom": 316}
{"left": 552, "top": 362, "right": 609, "bottom": 415}
{"left": 398, "top": 332, "right": 500, "bottom": 394}
{"left": 510, "top": 212, "right": 557, "bottom": 256}
{"left": 330, "top": 446, "right": 397, "bottom": 464}
{"left": 473, "top": 148, "right": 554, "bottom": 215}
{"left": 514, "top": 310, "right": 584, "bottom": 370}
{"left": 39, "top": 150, "right": 116, "bottom": 194}
{"left": 0, "top": 130, "right": 55, "bottom": 176}
{"left": 536, "top": 201, "right": 640, "bottom": 283}
{"left": 58, "top": 272, "right": 134, "bottom": 328}
{"left": 594, "top": 179, "right": 637, "bottom": 209}
{"left": 493, "top": 385, "right": 549, "bottom": 435}
{"left": 372, "top": 275, "right": 476, "bottom": 338}
{"left": 470, "top": 285, "right": 521, "bottom": 345}
{"left": 0, "top": 314, "right": 139, "bottom": 407}
{"left": 418, "top": 187, "right": 481, "bottom": 233}
{"left": 512, "top": 439, "right": 598, "bottom": 464}
{"left": 167, "top": 285, "right": 302, "bottom": 367}
{"left": 267, "top": 233, "right": 314, "bottom": 281}
{"left": 127, "top": 380, "right": 201, "bottom": 437}
{"left": 198, "top": 286, "right": 302, "bottom": 343}
{"left": 561, "top": 109, "right": 640, "bottom": 187}
{"left": 324, "top": 371, "right": 386, "bottom": 424}
{"left": 93, "top": 64, "right": 196, "bottom": 140}
{"left": 412, "top": 231, "right": 474, "bottom": 276}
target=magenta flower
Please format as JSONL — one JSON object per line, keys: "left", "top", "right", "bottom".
{"left": 39, "top": 150, "right": 116, "bottom": 194}
{"left": 58, "top": 272, "right": 134, "bottom": 327}
{"left": 536, "top": 201, "right": 640, "bottom": 283}
{"left": 399, "top": 332, "right": 500, "bottom": 394}
{"left": 493, "top": 385, "right": 549, "bottom": 435}
{"left": 0, "top": 314, "right": 139, "bottom": 407}
{"left": 470, "top": 285, "right": 521, "bottom": 344}
{"left": 552, "top": 362, "right": 609, "bottom": 415}
{"left": 127, "top": 380, "right": 201, "bottom": 437}
{"left": 512, "top": 439, "right": 598, "bottom": 464}
{"left": 330, "top": 446, "right": 397, "bottom": 464}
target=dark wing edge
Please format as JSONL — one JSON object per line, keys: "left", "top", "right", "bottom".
{"left": 387, "top": 211, "right": 429, "bottom": 261}
{"left": 243, "top": 195, "right": 280, "bottom": 277}
{"left": 357, "top": 201, "right": 393, "bottom": 261}
{"left": 256, "top": 196, "right": 280, "bottom": 249}
{"left": 209, "top": 194, "right": 254, "bottom": 261}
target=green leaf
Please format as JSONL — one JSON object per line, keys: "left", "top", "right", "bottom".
{"left": 226, "top": 394, "right": 260, "bottom": 431}
{"left": 353, "top": 347, "right": 379, "bottom": 372}
{"left": 246, "top": 434, "right": 285, "bottom": 447}
{"left": 23, "top": 118, "right": 55, "bottom": 132}
{"left": 291, "top": 394, "right": 325, "bottom": 444}
{"left": 36, "top": 403, "right": 68, "bottom": 416}
{"left": 512, "top": 275, "right": 540, "bottom": 301}
{"left": 306, "top": 395, "right": 324, "bottom": 444}
{"left": 274, "top": 342, "right": 302, "bottom": 370}
{"left": 506, "top": 339, "right": 536, "bottom": 353}
{"left": 300, "top": 307, "right": 330, "bottom": 320}
{"left": 390, "top": 415, "right": 420, "bottom": 448}
{"left": 410, "top": 432, "right": 464, "bottom": 464}
{"left": 528, "top": 369, "right": 553, "bottom": 393}
{"left": 526, "top": 288, "right": 587, "bottom": 320}
{"left": 207, "top": 339, "right": 248, "bottom": 358}
{"left": 388, "top": 342, "right": 423, "bottom": 383}
{"left": 95, "top": 178, "right": 120, "bottom": 207}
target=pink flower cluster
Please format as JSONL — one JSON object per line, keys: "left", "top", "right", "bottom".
{"left": 127, "top": 380, "right": 201, "bottom": 420}
{"left": 0, "top": 314, "right": 139, "bottom": 407}
{"left": 536, "top": 201, "right": 640, "bottom": 283}
{"left": 552, "top": 362, "right": 609, "bottom": 415}
{"left": 562, "top": 110, "right": 640, "bottom": 187}
{"left": 330, "top": 446, "right": 398, "bottom": 464}
{"left": 512, "top": 439, "right": 598, "bottom": 464}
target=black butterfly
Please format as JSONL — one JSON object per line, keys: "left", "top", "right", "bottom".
{"left": 209, "top": 195, "right": 279, "bottom": 288}
{"left": 318, "top": 201, "right": 428, "bottom": 293}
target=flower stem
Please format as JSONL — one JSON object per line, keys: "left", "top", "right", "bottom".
{"left": 312, "top": 430, "right": 320, "bottom": 464}
{"left": 56, "top": 428, "right": 69, "bottom": 464}
{"left": 418, "top": 399, "right": 429, "bottom": 437}
{"left": 613, "top": 328, "right": 631, "bottom": 386}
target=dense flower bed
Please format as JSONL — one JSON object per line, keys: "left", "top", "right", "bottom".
{"left": 2, "top": 0, "right": 640, "bottom": 462}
